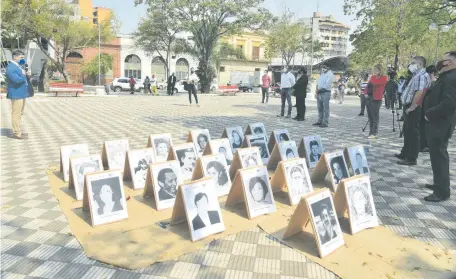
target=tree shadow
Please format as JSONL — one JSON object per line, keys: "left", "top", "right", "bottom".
{"left": 1, "top": 128, "right": 13, "bottom": 138}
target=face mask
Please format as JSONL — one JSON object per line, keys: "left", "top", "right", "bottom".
{"left": 18, "top": 59, "right": 26, "bottom": 65}
{"left": 408, "top": 64, "right": 417, "bottom": 73}
{"left": 436, "top": 60, "right": 450, "bottom": 72}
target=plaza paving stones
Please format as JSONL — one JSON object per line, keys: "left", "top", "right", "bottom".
{"left": 1, "top": 94, "right": 455, "bottom": 278}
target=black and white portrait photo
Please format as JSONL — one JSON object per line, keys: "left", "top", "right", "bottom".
{"left": 182, "top": 180, "right": 225, "bottom": 241}
{"left": 151, "top": 134, "right": 173, "bottom": 162}
{"left": 304, "top": 136, "right": 324, "bottom": 169}
{"left": 105, "top": 140, "right": 130, "bottom": 171}
{"left": 284, "top": 159, "right": 313, "bottom": 205}
{"left": 250, "top": 123, "right": 267, "bottom": 139}
{"left": 86, "top": 171, "right": 128, "bottom": 226}
{"left": 61, "top": 143, "right": 90, "bottom": 182}
{"left": 175, "top": 144, "right": 197, "bottom": 181}
{"left": 248, "top": 135, "right": 270, "bottom": 164}
{"left": 128, "top": 149, "right": 155, "bottom": 190}
{"left": 191, "top": 129, "right": 211, "bottom": 155}
{"left": 345, "top": 176, "right": 378, "bottom": 234}
{"left": 241, "top": 166, "right": 276, "bottom": 219}
{"left": 279, "top": 141, "right": 299, "bottom": 161}
{"left": 275, "top": 129, "right": 290, "bottom": 143}
{"left": 209, "top": 139, "right": 233, "bottom": 167}
{"left": 328, "top": 153, "right": 350, "bottom": 187}
{"left": 226, "top": 127, "right": 244, "bottom": 153}
{"left": 347, "top": 146, "right": 370, "bottom": 176}
{"left": 201, "top": 154, "right": 231, "bottom": 196}
{"left": 151, "top": 161, "right": 183, "bottom": 210}
{"left": 241, "top": 154, "right": 260, "bottom": 168}
{"left": 71, "top": 155, "right": 102, "bottom": 201}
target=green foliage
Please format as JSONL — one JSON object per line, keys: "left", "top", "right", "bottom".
{"left": 213, "top": 42, "right": 246, "bottom": 72}
{"left": 81, "top": 53, "right": 113, "bottom": 77}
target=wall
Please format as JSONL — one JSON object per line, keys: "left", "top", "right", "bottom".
{"left": 218, "top": 59, "right": 268, "bottom": 86}
{"left": 78, "top": 0, "right": 93, "bottom": 19}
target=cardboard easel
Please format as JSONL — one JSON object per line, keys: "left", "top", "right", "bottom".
{"left": 266, "top": 141, "right": 297, "bottom": 171}
{"left": 123, "top": 148, "right": 155, "bottom": 190}
{"left": 202, "top": 138, "right": 230, "bottom": 156}
{"left": 267, "top": 129, "right": 290, "bottom": 152}
{"left": 167, "top": 142, "right": 195, "bottom": 162}
{"left": 309, "top": 153, "right": 340, "bottom": 191}
{"left": 228, "top": 147, "right": 262, "bottom": 181}
{"left": 147, "top": 133, "right": 173, "bottom": 148}
{"left": 186, "top": 129, "right": 211, "bottom": 156}
{"left": 69, "top": 154, "right": 103, "bottom": 200}
{"left": 298, "top": 136, "right": 324, "bottom": 169}
{"left": 244, "top": 123, "right": 267, "bottom": 138}
{"left": 60, "top": 144, "right": 90, "bottom": 182}
{"left": 101, "top": 139, "right": 129, "bottom": 170}
{"left": 344, "top": 145, "right": 370, "bottom": 177}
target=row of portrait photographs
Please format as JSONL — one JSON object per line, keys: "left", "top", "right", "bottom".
{"left": 325, "top": 151, "right": 350, "bottom": 191}
{"left": 190, "top": 129, "right": 211, "bottom": 156}
{"left": 282, "top": 159, "right": 313, "bottom": 205}
{"left": 61, "top": 144, "right": 90, "bottom": 182}
{"left": 303, "top": 135, "right": 324, "bottom": 169}
{"left": 200, "top": 154, "right": 231, "bottom": 197}
{"left": 182, "top": 179, "right": 225, "bottom": 241}
{"left": 238, "top": 147, "right": 263, "bottom": 169}
{"left": 241, "top": 166, "right": 277, "bottom": 219}
{"left": 85, "top": 170, "right": 129, "bottom": 226}
{"left": 307, "top": 190, "right": 344, "bottom": 258}
{"left": 246, "top": 134, "right": 270, "bottom": 164}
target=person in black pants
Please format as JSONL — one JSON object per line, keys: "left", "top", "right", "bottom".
{"left": 358, "top": 74, "right": 369, "bottom": 116}
{"left": 420, "top": 65, "right": 438, "bottom": 152}
{"left": 292, "top": 67, "right": 308, "bottom": 121}
{"left": 187, "top": 68, "right": 199, "bottom": 106}
{"left": 421, "top": 51, "right": 456, "bottom": 202}
{"left": 168, "top": 73, "right": 176, "bottom": 95}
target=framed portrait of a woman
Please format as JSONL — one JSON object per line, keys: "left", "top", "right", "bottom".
{"left": 200, "top": 154, "right": 231, "bottom": 197}
{"left": 127, "top": 148, "right": 155, "bottom": 190}
{"left": 61, "top": 143, "right": 90, "bottom": 182}
{"left": 240, "top": 166, "right": 276, "bottom": 219}
{"left": 85, "top": 170, "right": 128, "bottom": 226}
{"left": 190, "top": 129, "right": 211, "bottom": 156}
{"left": 225, "top": 126, "right": 244, "bottom": 154}
{"left": 104, "top": 139, "right": 130, "bottom": 171}
{"left": 70, "top": 155, "right": 103, "bottom": 201}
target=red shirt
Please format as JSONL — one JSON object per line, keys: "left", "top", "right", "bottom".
{"left": 262, "top": 74, "right": 271, "bottom": 88}
{"left": 370, "top": 75, "right": 388, "bottom": 101}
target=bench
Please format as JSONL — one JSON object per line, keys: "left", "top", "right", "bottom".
{"left": 218, "top": 85, "right": 239, "bottom": 96}
{"left": 49, "top": 83, "right": 84, "bottom": 97}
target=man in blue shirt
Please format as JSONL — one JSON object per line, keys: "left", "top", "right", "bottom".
{"left": 313, "top": 64, "right": 334, "bottom": 128}
{"left": 6, "top": 50, "right": 31, "bottom": 140}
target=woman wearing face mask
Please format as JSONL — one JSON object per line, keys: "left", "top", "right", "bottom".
{"left": 366, "top": 64, "right": 388, "bottom": 139}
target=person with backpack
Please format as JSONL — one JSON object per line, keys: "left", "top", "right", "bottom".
{"left": 143, "top": 76, "right": 152, "bottom": 95}
{"left": 129, "top": 77, "right": 136, "bottom": 94}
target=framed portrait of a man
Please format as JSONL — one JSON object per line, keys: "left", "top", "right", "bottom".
{"left": 149, "top": 134, "right": 173, "bottom": 163}
{"left": 246, "top": 134, "right": 270, "bottom": 164}
{"left": 344, "top": 176, "right": 378, "bottom": 234}
{"left": 181, "top": 179, "right": 225, "bottom": 241}
{"left": 200, "top": 154, "right": 231, "bottom": 197}
{"left": 149, "top": 161, "right": 183, "bottom": 210}
{"left": 85, "top": 170, "right": 128, "bottom": 226}
{"left": 347, "top": 145, "right": 370, "bottom": 177}
{"left": 69, "top": 155, "right": 103, "bottom": 201}
{"left": 307, "top": 189, "right": 344, "bottom": 257}
{"left": 326, "top": 151, "right": 350, "bottom": 191}
{"left": 61, "top": 144, "right": 90, "bottom": 182}
{"left": 278, "top": 141, "right": 299, "bottom": 161}
{"left": 303, "top": 136, "right": 324, "bottom": 169}
{"left": 127, "top": 148, "right": 155, "bottom": 190}
{"left": 240, "top": 166, "right": 276, "bottom": 219}
{"left": 173, "top": 143, "right": 198, "bottom": 181}
{"left": 225, "top": 126, "right": 244, "bottom": 154}
{"left": 283, "top": 159, "right": 313, "bottom": 205}
{"left": 238, "top": 147, "right": 263, "bottom": 169}
{"left": 190, "top": 129, "right": 211, "bottom": 156}
{"left": 104, "top": 139, "right": 130, "bottom": 171}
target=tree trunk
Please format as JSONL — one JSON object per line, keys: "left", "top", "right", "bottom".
{"left": 394, "top": 43, "right": 399, "bottom": 70}
{"left": 39, "top": 60, "right": 50, "bottom": 93}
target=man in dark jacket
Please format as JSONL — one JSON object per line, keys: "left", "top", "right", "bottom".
{"left": 167, "top": 73, "right": 177, "bottom": 95}
{"left": 422, "top": 51, "right": 456, "bottom": 202}
{"left": 292, "top": 67, "right": 308, "bottom": 121}
{"left": 385, "top": 71, "right": 398, "bottom": 109}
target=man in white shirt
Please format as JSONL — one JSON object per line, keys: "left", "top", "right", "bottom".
{"left": 187, "top": 68, "right": 199, "bottom": 106}
{"left": 313, "top": 64, "right": 334, "bottom": 128}
{"left": 277, "top": 67, "right": 296, "bottom": 118}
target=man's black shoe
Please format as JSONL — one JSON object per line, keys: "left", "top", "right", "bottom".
{"left": 397, "top": 160, "right": 417, "bottom": 166}
{"left": 292, "top": 116, "right": 299, "bottom": 120}
{"left": 394, "top": 153, "right": 405, "bottom": 160}
{"left": 277, "top": 114, "right": 284, "bottom": 117}
{"left": 319, "top": 124, "right": 328, "bottom": 128}
{"left": 424, "top": 183, "right": 435, "bottom": 190}
{"left": 297, "top": 118, "right": 305, "bottom": 122}
{"left": 358, "top": 113, "right": 364, "bottom": 116}
{"left": 424, "top": 193, "right": 450, "bottom": 202}
{"left": 312, "top": 122, "right": 321, "bottom": 126}
{"left": 285, "top": 115, "right": 291, "bottom": 119}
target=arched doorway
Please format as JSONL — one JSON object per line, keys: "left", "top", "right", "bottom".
{"left": 175, "top": 58, "right": 189, "bottom": 81}
{"left": 151, "top": 57, "right": 166, "bottom": 82}
{"left": 124, "top": 54, "right": 142, "bottom": 79}
{"left": 65, "top": 52, "right": 83, "bottom": 83}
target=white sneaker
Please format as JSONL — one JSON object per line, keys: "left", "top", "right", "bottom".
{"left": 367, "top": 135, "right": 377, "bottom": 139}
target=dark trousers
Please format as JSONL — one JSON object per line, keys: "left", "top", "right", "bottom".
{"left": 145, "top": 85, "right": 151, "bottom": 94}
{"left": 296, "top": 94, "right": 306, "bottom": 119}
{"left": 366, "top": 98, "right": 381, "bottom": 135}
{"left": 420, "top": 111, "right": 427, "bottom": 150}
{"left": 360, "top": 94, "right": 366, "bottom": 114}
{"left": 280, "top": 88, "right": 292, "bottom": 116}
{"left": 130, "top": 85, "right": 135, "bottom": 94}
{"left": 400, "top": 105, "right": 421, "bottom": 162}
{"left": 168, "top": 83, "right": 175, "bottom": 95}
{"left": 188, "top": 84, "right": 198, "bottom": 104}
{"left": 385, "top": 93, "right": 391, "bottom": 108}
{"left": 261, "top": 87, "right": 269, "bottom": 103}
{"left": 426, "top": 124, "right": 451, "bottom": 198}
{"left": 397, "top": 93, "right": 403, "bottom": 109}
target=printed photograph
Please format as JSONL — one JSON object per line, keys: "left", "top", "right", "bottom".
{"left": 345, "top": 177, "right": 378, "bottom": 233}
{"left": 241, "top": 166, "right": 276, "bottom": 219}
{"left": 151, "top": 161, "right": 183, "bottom": 210}
{"left": 61, "top": 144, "right": 90, "bottom": 182}
{"left": 211, "top": 139, "right": 233, "bottom": 166}
{"left": 348, "top": 146, "right": 370, "bottom": 176}
{"left": 226, "top": 126, "right": 244, "bottom": 153}
{"left": 175, "top": 144, "right": 197, "bottom": 180}
{"left": 151, "top": 134, "right": 173, "bottom": 162}
{"left": 71, "top": 155, "right": 102, "bottom": 201}
{"left": 310, "top": 197, "right": 340, "bottom": 245}
{"left": 275, "top": 129, "right": 290, "bottom": 143}
{"left": 241, "top": 153, "right": 260, "bottom": 168}
{"left": 278, "top": 141, "right": 299, "bottom": 160}
{"left": 304, "top": 136, "right": 324, "bottom": 168}
{"left": 250, "top": 123, "right": 267, "bottom": 138}
{"left": 248, "top": 135, "right": 270, "bottom": 163}
{"left": 105, "top": 140, "right": 129, "bottom": 170}
{"left": 201, "top": 154, "right": 231, "bottom": 196}
{"left": 327, "top": 153, "right": 350, "bottom": 186}
{"left": 284, "top": 159, "right": 313, "bottom": 205}
{"left": 128, "top": 149, "right": 155, "bottom": 189}
{"left": 192, "top": 129, "right": 211, "bottom": 155}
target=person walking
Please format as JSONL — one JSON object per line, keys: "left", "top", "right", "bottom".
{"left": 292, "top": 67, "right": 308, "bottom": 121}
{"left": 187, "top": 68, "right": 199, "bottom": 106}
{"left": 143, "top": 76, "right": 152, "bottom": 94}
{"left": 395, "top": 56, "right": 430, "bottom": 165}
{"left": 129, "top": 77, "right": 136, "bottom": 94}
{"left": 151, "top": 74, "right": 158, "bottom": 96}
{"left": 277, "top": 67, "right": 296, "bottom": 118}
{"left": 421, "top": 51, "right": 456, "bottom": 202}
{"left": 6, "top": 50, "right": 32, "bottom": 140}
{"left": 366, "top": 64, "right": 388, "bottom": 139}
{"left": 419, "top": 65, "right": 439, "bottom": 153}
{"left": 358, "top": 73, "right": 369, "bottom": 116}
{"left": 168, "top": 73, "right": 177, "bottom": 95}
{"left": 313, "top": 64, "right": 334, "bottom": 128}
{"left": 261, "top": 69, "right": 271, "bottom": 104}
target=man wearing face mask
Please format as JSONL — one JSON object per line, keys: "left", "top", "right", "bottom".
{"left": 395, "top": 56, "right": 430, "bottom": 166}
{"left": 313, "top": 64, "right": 334, "bottom": 128}
{"left": 421, "top": 51, "right": 456, "bottom": 202}
{"left": 277, "top": 66, "right": 296, "bottom": 118}
{"left": 6, "top": 50, "right": 32, "bottom": 140}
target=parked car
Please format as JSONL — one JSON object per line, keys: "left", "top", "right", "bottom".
{"left": 110, "top": 77, "right": 144, "bottom": 92}
{"left": 157, "top": 80, "right": 166, "bottom": 89}
{"left": 238, "top": 82, "right": 253, "bottom": 92}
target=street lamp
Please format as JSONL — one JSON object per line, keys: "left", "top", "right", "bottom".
{"left": 429, "top": 23, "right": 451, "bottom": 64}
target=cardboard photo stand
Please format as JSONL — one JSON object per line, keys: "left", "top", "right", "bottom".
{"left": 245, "top": 123, "right": 267, "bottom": 139}
{"left": 344, "top": 145, "right": 370, "bottom": 177}
{"left": 228, "top": 147, "right": 262, "bottom": 181}
{"left": 192, "top": 154, "right": 231, "bottom": 197}
{"left": 123, "top": 148, "right": 155, "bottom": 190}
{"left": 267, "top": 129, "right": 290, "bottom": 152}
{"left": 167, "top": 143, "right": 197, "bottom": 181}
{"left": 60, "top": 143, "right": 90, "bottom": 182}
{"left": 283, "top": 189, "right": 344, "bottom": 258}
{"left": 186, "top": 129, "right": 211, "bottom": 157}
{"left": 101, "top": 139, "right": 130, "bottom": 171}
{"left": 310, "top": 152, "right": 348, "bottom": 192}
{"left": 147, "top": 133, "right": 173, "bottom": 163}
{"left": 298, "top": 136, "right": 324, "bottom": 169}
{"left": 69, "top": 154, "right": 103, "bottom": 201}
{"left": 221, "top": 126, "right": 244, "bottom": 154}
{"left": 170, "top": 177, "right": 225, "bottom": 242}
{"left": 267, "top": 141, "right": 298, "bottom": 171}
{"left": 242, "top": 134, "right": 270, "bottom": 164}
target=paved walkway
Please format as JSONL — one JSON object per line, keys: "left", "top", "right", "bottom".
{"left": 1, "top": 94, "right": 455, "bottom": 279}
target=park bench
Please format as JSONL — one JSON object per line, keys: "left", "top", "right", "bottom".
{"left": 49, "top": 83, "right": 84, "bottom": 97}
{"left": 218, "top": 85, "right": 239, "bottom": 96}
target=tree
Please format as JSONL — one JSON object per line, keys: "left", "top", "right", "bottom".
{"left": 135, "top": 0, "right": 271, "bottom": 92}
{"left": 213, "top": 42, "right": 246, "bottom": 74}
{"left": 1, "top": 0, "right": 115, "bottom": 83}
{"left": 81, "top": 53, "right": 113, "bottom": 84}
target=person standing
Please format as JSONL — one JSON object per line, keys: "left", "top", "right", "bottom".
{"left": 129, "top": 77, "right": 136, "bottom": 94}
{"left": 6, "top": 50, "right": 32, "bottom": 140}
{"left": 277, "top": 67, "right": 296, "bottom": 118}
{"left": 261, "top": 69, "right": 271, "bottom": 104}
{"left": 366, "top": 64, "right": 388, "bottom": 139}
{"left": 358, "top": 73, "right": 369, "bottom": 116}
{"left": 422, "top": 51, "right": 456, "bottom": 202}
{"left": 313, "top": 64, "right": 334, "bottom": 128}
{"left": 420, "top": 65, "right": 438, "bottom": 153}
{"left": 143, "top": 76, "right": 152, "bottom": 94}
{"left": 150, "top": 74, "right": 158, "bottom": 96}
{"left": 337, "top": 77, "right": 346, "bottom": 104}
{"left": 397, "top": 76, "right": 406, "bottom": 110}
{"left": 292, "top": 67, "right": 308, "bottom": 121}
{"left": 187, "top": 68, "right": 199, "bottom": 106}
{"left": 168, "top": 72, "right": 177, "bottom": 95}
{"left": 395, "top": 56, "right": 430, "bottom": 165}
{"left": 384, "top": 71, "right": 398, "bottom": 109}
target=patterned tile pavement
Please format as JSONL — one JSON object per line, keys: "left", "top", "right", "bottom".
{"left": 1, "top": 93, "right": 455, "bottom": 278}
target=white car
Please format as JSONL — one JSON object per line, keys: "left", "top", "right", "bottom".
{"left": 110, "top": 77, "right": 144, "bottom": 92}
{"left": 156, "top": 81, "right": 166, "bottom": 89}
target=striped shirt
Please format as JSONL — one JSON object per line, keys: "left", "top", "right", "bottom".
{"left": 401, "top": 69, "right": 430, "bottom": 105}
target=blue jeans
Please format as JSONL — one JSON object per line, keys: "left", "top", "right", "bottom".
{"left": 281, "top": 88, "right": 292, "bottom": 116}
{"left": 317, "top": 91, "right": 331, "bottom": 124}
